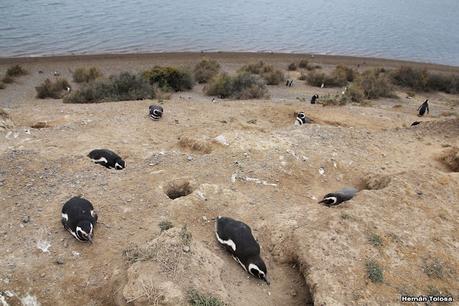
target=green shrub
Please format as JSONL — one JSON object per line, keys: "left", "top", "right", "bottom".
{"left": 6, "top": 65, "right": 27, "bottom": 77}
{"left": 287, "top": 63, "right": 297, "bottom": 71}
{"left": 391, "top": 66, "right": 429, "bottom": 91}
{"left": 193, "top": 59, "right": 220, "bottom": 83}
{"left": 366, "top": 260, "right": 384, "bottom": 283}
{"left": 35, "top": 78, "right": 70, "bottom": 99}
{"left": 238, "top": 61, "right": 284, "bottom": 85}
{"left": 298, "top": 59, "right": 309, "bottom": 69}
{"left": 143, "top": 66, "right": 194, "bottom": 91}
{"left": 159, "top": 220, "right": 174, "bottom": 232}
{"left": 307, "top": 65, "right": 357, "bottom": 87}
{"left": 206, "top": 72, "right": 268, "bottom": 99}
{"left": 333, "top": 65, "right": 357, "bottom": 82}
{"left": 2, "top": 75, "right": 14, "bottom": 84}
{"left": 427, "top": 73, "right": 459, "bottom": 94}
{"left": 345, "top": 83, "right": 365, "bottom": 102}
{"left": 298, "top": 72, "right": 307, "bottom": 80}
{"left": 368, "top": 233, "right": 383, "bottom": 247}
{"left": 64, "top": 72, "right": 153, "bottom": 103}
{"left": 72, "top": 67, "right": 103, "bottom": 83}
{"left": 357, "top": 69, "right": 394, "bottom": 99}
{"left": 188, "top": 289, "right": 226, "bottom": 306}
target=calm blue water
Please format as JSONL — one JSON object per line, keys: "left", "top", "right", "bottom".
{"left": 1, "top": 0, "right": 458, "bottom": 66}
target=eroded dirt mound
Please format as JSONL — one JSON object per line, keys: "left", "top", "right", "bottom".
{"left": 438, "top": 146, "right": 459, "bottom": 172}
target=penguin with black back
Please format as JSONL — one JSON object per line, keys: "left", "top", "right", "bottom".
{"left": 61, "top": 196, "right": 97, "bottom": 243}
{"left": 311, "top": 94, "right": 319, "bottom": 104}
{"left": 215, "top": 216, "right": 270, "bottom": 285}
{"left": 417, "top": 99, "right": 429, "bottom": 117}
{"left": 411, "top": 121, "right": 421, "bottom": 126}
{"left": 88, "top": 149, "right": 126, "bottom": 170}
{"left": 295, "top": 112, "right": 313, "bottom": 125}
{"left": 319, "top": 187, "right": 358, "bottom": 207}
{"left": 149, "top": 104, "right": 163, "bottom": 120}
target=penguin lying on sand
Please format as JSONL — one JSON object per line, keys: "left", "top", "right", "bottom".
{"left": 295, "top": 112, "right": 313, "bottom": 125}
{"left": 61, "top": 197, "right": 97, "bottom": 243}
{"left": 319, "top": 187, "right": 358, "bottom": 206}
{"left": 411, "top": 121, "right": 421, "bottom": 126}
{"left": 215, "top": 216, "right": 270, "bottom": 285}
{"left": 88, "top": 149, "right": 126, "bottom": 170}
{"left": 149, "top": 105, "right": 163, "bottom": 120}
{"left": 417, "top": 99, "right": 429, "bottom": 117}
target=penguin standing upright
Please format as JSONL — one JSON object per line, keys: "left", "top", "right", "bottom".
{"left": 88, "top": 149, "right": 126, "bottom": 170}
{"left": 61, "top": 197, "right": 97, "bottom": 243}
{"left": 417, "top": 99, "right": 429, "bottom": 117}
{"left": 215, "top": 216, "right": 270, "bottom": 284}
{"left": 310, "top": 94, "right": 319, "bottom": 104}
{"left": 149, "top": 104, "right": 163, "bottom": 120}
{"left": 319, "top": 187, "right": 358, "bottom": 207}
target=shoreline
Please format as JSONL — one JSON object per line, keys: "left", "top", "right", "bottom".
{"left": 1, "top": 52, "right": 459, "bottom": 73}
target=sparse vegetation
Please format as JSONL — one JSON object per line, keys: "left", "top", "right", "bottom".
{"left": 391, "top": 66, "right": 459, "bottom": 93}
{"left": 366, "top": 260, "right": 384, "bottom": 283}
{"left": 319, "top": 94, "right": 347, "bottom": 106}
{"left": 238, "top": 61, "right": 284, "bottom": 85}
{"left": 72, "top": 67, "right": 103, "bottom": 83}
{"left": 298, "top": 72, "right": 307, "bottom": 80}
{"left": 188, "top": 289, "right": 226, "bottom": 306}
{"left": 423, "top": 259, "right": 444, "bottom": 279}
{"left": 368, "top": 233, "right": 383, "bottom": 247}
{"left": 159, "top": 220, "right": 174, "bottom": 232}
{"left": 206, "top": 72, "right": 268, "bottom": 99}
{"left": 345, "top": 69, "right": 395, "bottom": 102}
{"left": 64, "top": 72, "right": 153, "bottom": 103}
{"left": 6, "top": 64, "right": 28, "bottom": 77}
{"left": 194, "top": 59, "right": 220, "bottom": 83}
{"left": 35, "top": 78, "right": 70, "bottom": 99}
{"left": 306, "top": 65, "right": 356, "bottom": 87}
{"left": 287, "top": 62, "right": 297, "bottom": 71}
{"left": 2, "top": 75, "right": 14, "bottom": 84}
{"left": 180, "top": 225, "right": 192, "bottom": 246}
{"left": 298, "top": 59, "right": 309, "bottom": 69}
{"left": 143, "top": 66, "right": 194, "bottom": 91}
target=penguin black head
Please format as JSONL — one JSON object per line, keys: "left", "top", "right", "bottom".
{"left": 318, "top": 193, "right": 340, "bottom": 206}
{"left": 248, "top": 257, "right": 270, "bottom": 285}
{"left": 114, "top": 158, "right": 126, "bottom": 170}
{"left": 76, "top": 220, "right": 94, "bottom": 243}
{"left": 149, "top": 105, "right": 163, "bottom": 120}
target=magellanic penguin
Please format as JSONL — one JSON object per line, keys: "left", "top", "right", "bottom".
{"left": 411, "top": 121, "right": 421, "bottom": 126}
{"left": 295, "top": 112, "right": 313, "bottom": 125}
{"left": 88, "top": 149, "right": 126, "bottom": 170}
{"left": 310, "top": 94, "right": 319, "bottom": 104}
{"left": 417, "top": 99, "right": 429, "bottom": 117}
{"left": 215, "top": 216, "right": 270, "bottom": 285}
{"left": 61, "top": 197, "right": 97, "bottom": 243}
{"left": 149, "top": 104, "right": 163, "bottom": 120}
{"left": 319, "top": 187, "right": 358, "bottom": 207}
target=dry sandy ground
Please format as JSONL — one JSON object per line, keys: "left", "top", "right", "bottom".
{"left": 0, "top": 53, "right": 458, "bottom": 306}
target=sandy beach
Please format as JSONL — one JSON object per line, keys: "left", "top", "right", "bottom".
{"left": 0, "top": 52, "right": 458, "bottom": 305}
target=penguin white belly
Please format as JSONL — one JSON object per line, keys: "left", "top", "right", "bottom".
{"left": 92, "top": 157, "right": 108, "bottom": 164}
{"left": 61, "top": 213, "right": 68, "bottom": 221}
{"left": 215, "top": 232, "right": 236, "bottom": 251}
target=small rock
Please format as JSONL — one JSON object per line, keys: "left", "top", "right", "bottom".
{"left": 187, "top": 156, "right": 193, "bottom": 161}
{"left": 22, "top": 216, "right": 30, "bottom": 223}
{"left": 182, "top": 246, "right": 190, "bottom": 253}
{"left": 289, "top": 289, "right": 297, "bottom": 297}
{"left": 55, "top": 257, "right": 65, "bottom": 265}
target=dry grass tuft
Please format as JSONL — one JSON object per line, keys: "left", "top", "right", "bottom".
{"left": 178, "top": 137, "right": 213, "bottom": 154}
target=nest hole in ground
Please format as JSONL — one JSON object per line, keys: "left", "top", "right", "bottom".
{"left": 357, "top": 173, "right": 391, "bottom": 191}
{"left": 165, "top": 180, "right": 195, "bottom": 200}
{"left": 287, "top": 259, "right": 314, "bottom": 306}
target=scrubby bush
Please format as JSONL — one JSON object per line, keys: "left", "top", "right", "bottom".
{"left": 391, "top": 66, "right": 429, "bottom": 91}
{"left": 143, "top": 66, "right": 194, "bottom": 91}
{"left": 426, "top": 73, "right": 459, "bottom": 94}
{"left": 343, "top": 69, "right": 394, "bottom": 102}
{"left": 193, "top": 59, "right": 220, "bottom": 83}
{"left": 366, "top": 260, "right": 384, "bottom": 283}
{"left": 206, "top": 72, "right": 268, "bottom": 99}
{"left": 35, "top": 78, "right": 70, "bottom": 99}
{"left": 298, "top": 59, "right": 309, "bottom": 69}
{"left": 287, "top": 63, "right": 297, "bottom": 71}
{"left": 6, "top": 65, "right": 27, "bottom": 77}
{"left": 64, "top": 72, "right": 153, "bottom": 103}
{"left": 238, "top": 61, "right": 284, "bottom": 85}
{"left": 298, "top": 72, "right": 307, "bottom": 80}
{"left": 306, "top": 66, "right": 356, "bottom": 87}
{"left": 72, "top": 67, "right": 103, "bottom": 83}
{"left": 2, "top": 75, "right": 14, "bottom": 84}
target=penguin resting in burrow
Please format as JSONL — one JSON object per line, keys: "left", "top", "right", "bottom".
{"left": 295, "top": 112, "right": 313, "bottom": 125}
{"left": 88, "top": 149, "right": 126, "bottom": 170}
{"left": 417, "top": 99, "right": 429, "bottom": 117}
{"left": 319, "top": 187, "right": 358, "bottom": 207}
{"left": 61, "top": 196, "right": 97, "bottom": 243}
{"left": 149, "top": 104, "right": 163, "bottom": 120}
{"left": 215, "top": 216, "right": 270, "bottom": 285}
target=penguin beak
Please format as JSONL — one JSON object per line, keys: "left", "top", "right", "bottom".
{"left": 87, "top": 235, "right": 93, "bottom": 244}
{"left": 318, "top": 199, "right": 325, "bottom": 204}
{"left": 263, "top": 275, "right": 271, "bottom": 286}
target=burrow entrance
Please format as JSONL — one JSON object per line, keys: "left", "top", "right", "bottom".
{"left": 165, "top": 179, "right": 195, "bottom": 200}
